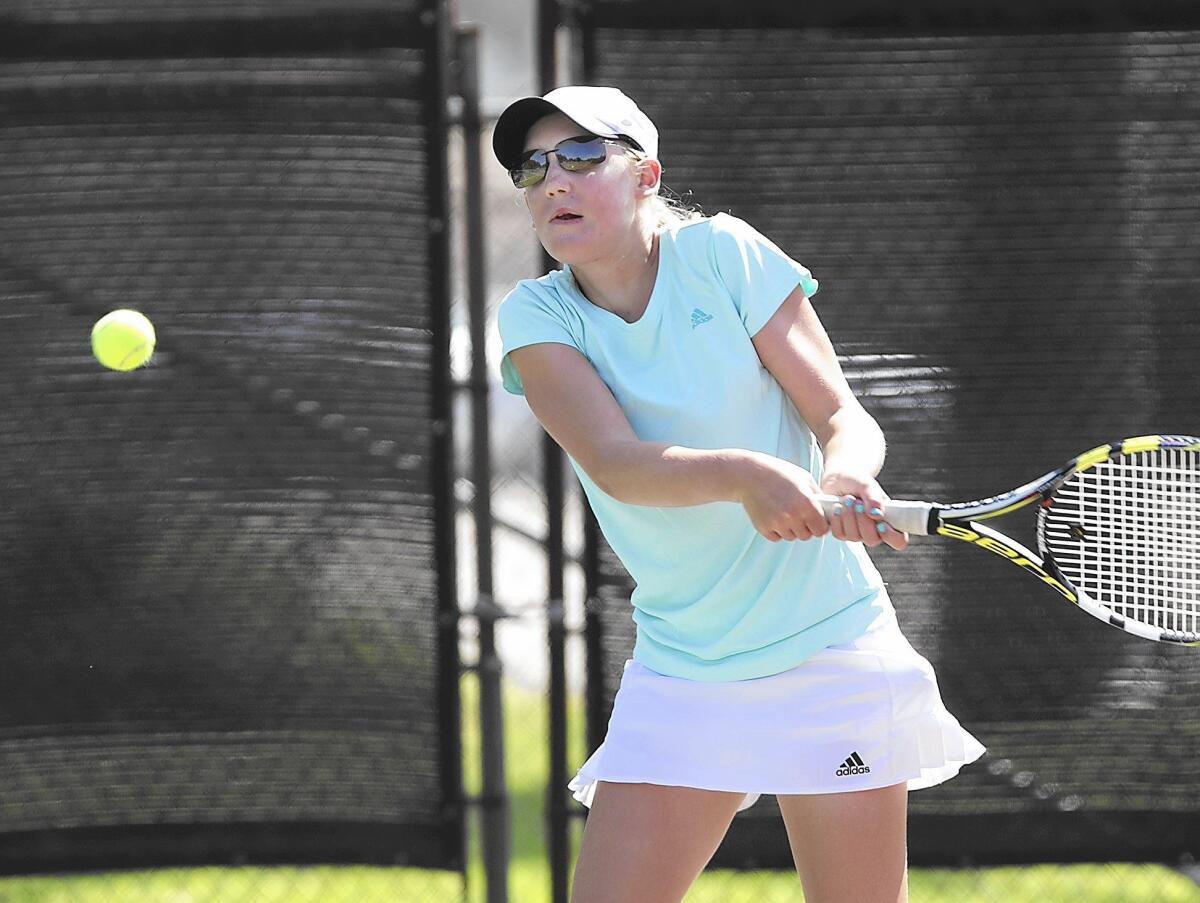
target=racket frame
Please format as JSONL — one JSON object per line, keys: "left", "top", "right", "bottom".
{"left": 819, "top": 434, "right": 1200, "bottom": 645}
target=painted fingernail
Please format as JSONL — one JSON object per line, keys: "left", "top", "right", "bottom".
{"left": 832, "top": 503, "right": 843, "bottom": 516}
{"left": 855, "top": 502, "right": 865, "bottom": 514}
{"left": 876, "top": 522, "right": 889, "bottom": 534}
{"left": 869, "top": 507, "right": 883, "bottom": 518}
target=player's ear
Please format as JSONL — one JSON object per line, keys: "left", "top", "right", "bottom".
{"left": 635, "top": 157, "right": 662, "bottom": 195}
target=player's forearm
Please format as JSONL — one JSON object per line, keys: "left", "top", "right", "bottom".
{"left": 594, "top": 442, "right": 759, "bottom": 507}
{"left": 816, "top": 405, "right": 887, "bottom": 485}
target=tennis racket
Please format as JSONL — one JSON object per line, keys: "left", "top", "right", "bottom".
{"left": 819, "top": 434, "right": 1200, "bottom": 645}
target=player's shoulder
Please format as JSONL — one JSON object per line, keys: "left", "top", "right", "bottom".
{"left": 501, "top": 268, "right": 572, "bottom": 306}
{"left": 497, "top": 269, "right": 588, "bottom": 341}
{"left": 666, "top": 211, "right": 760, "bottom": 253}
{"left": 660, "top": 212, "right": 721, "bottom": 258}
{"left": 664, "top": 213, "right": 774, "bottom": 281}
{"left": 498, "top": 269, "right": 579, "bottom": 319}
{"left": 707, "top": 211, "right": 764, "bottom": 242}
{"left": 708, "top": 211, "right": 747, "bottom": 230}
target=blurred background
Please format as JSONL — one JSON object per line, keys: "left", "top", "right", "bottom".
{"left": 1, "top": 0, "right": 1199, "bottom": 901}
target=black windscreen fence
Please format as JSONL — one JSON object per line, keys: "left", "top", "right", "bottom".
{"left": 0, "top": 0, "right": 461, "bottom": 874}
{"left": 581, "top": 2, "right": 1200, "bottom": 867}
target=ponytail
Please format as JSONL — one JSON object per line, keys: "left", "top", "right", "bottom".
{"left": 625, "top": 145, "right": 705, "bottom": 228}
{"left": 651, "top": 190, "right": 705, "bottom": 228}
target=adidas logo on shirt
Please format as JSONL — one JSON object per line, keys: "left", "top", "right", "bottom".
{"left": 836, "top": 751, "right": 871, "bottom": 777}
{"left": 690, "top": 308, "right": 714, "bottom": 329}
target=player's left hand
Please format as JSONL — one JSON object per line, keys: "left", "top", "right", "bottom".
{"left": 818, "top": 474, "right": 909, "bottom": 551}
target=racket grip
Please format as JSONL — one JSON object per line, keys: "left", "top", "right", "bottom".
{"left": 816, "top": 495, "right": 935, "bottom": 537}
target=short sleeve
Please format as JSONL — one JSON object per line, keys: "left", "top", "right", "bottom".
{"left": 497, "top": 280, "right": 584, "bottom": 396}
{"left": 709, "top": 213, "right": 819, "bottom": 337}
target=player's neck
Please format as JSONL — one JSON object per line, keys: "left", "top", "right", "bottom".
{"left": 570, "top": 228, "right": 660, "bottom": 324}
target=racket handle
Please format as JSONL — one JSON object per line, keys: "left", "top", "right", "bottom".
{"left": 816, "top": 495, "right": 935, "bottom": 537}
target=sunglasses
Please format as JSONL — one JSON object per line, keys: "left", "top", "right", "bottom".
{"left": 509, "top": 134, "right": 633, "bottom": 189}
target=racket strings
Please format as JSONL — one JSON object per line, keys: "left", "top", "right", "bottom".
{"left": 1039, "top": 448, "right": 1200, "bottom": 633}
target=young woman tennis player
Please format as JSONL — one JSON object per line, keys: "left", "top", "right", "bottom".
{"left": 492, "top": 86, "right": 985, "bottom": 903}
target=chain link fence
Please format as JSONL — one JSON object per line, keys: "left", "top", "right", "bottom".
{"left": 4, "top": 1, "right": 1200, "bottom": 901}
{"left": 0, "top": 1, "right": 467, "bottom": 900}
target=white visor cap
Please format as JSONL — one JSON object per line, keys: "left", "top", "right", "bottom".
{"left": 492, "top": 86, "right": 659, "bottom": 170}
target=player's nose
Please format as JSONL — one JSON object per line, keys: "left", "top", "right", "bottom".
{"left": 542, "top": 156, "right": 571, "bottom": 194}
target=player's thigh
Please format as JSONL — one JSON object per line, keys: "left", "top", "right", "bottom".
{"left": 571, "top": 781, "right": 744, "bottom": 903}
{"left": 777, "top": 783, "right": 909, "bottom": 903}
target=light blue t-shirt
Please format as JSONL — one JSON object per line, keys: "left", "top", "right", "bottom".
{"left": 498, "top": 213, "right": 889, "bottom": 681}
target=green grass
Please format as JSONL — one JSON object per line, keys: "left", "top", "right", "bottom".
{"left": 0, "top": 866, "right": 459, "bottom": 902}
{"left": 1, "top": 681, "right": 1196, "bottom": 902}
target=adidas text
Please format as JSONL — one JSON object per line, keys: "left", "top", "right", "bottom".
{"left": 836, "top": 764, "right": 871, "bottom": 776}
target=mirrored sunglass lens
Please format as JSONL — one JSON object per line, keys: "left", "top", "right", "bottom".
{"left": 511, "top": 152, "right": 548, "bottom": 188}
{"left": 557, "top": 138, "right": 608, "bottom": 170}
{"left": 511, "top": 168, "right": 544, "bottom": 188}
{"left": 510, "top": 138, "right": 608, "bottom": 188}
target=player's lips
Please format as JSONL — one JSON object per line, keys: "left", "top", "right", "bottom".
{"left": 550, "top": 208, "right": 583, "bottom": 224}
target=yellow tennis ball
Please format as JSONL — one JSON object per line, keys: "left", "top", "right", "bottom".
{"left": 91, "top": 309, "right": 156, "bottom": 372}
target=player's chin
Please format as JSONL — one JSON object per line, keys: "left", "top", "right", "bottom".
{"left": 538, "top": 230, "right": 596, "bottom": 261}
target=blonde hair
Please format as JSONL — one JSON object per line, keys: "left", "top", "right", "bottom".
{"left": 651, "top": 191, "right": 704, "bottom": 228}
{"left": 624, "top": 146, "right": 705, "bottom": 228}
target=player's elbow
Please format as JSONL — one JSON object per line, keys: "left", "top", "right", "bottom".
{"left": 593, "top": 471, "right": 624, "bottom": 501}
{"left": 818, "top": 400, "right": 884, "bottom": 449}
{"left": 582, "top": 454, "right": 629, "bottom": 502}
{"left": 575, "top": 441, "right": 642, "bottom": 503}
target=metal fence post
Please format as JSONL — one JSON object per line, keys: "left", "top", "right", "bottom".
{"left": 455, "top": 24, "right": 511, "bottom": 903}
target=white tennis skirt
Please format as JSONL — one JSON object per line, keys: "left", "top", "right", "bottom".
{"left": 569, "top": 610, "right": 985, "bottom": 811}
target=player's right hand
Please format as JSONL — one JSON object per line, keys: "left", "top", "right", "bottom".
{"left": 735, "top": 453, "right": 830, "bottom": 543}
